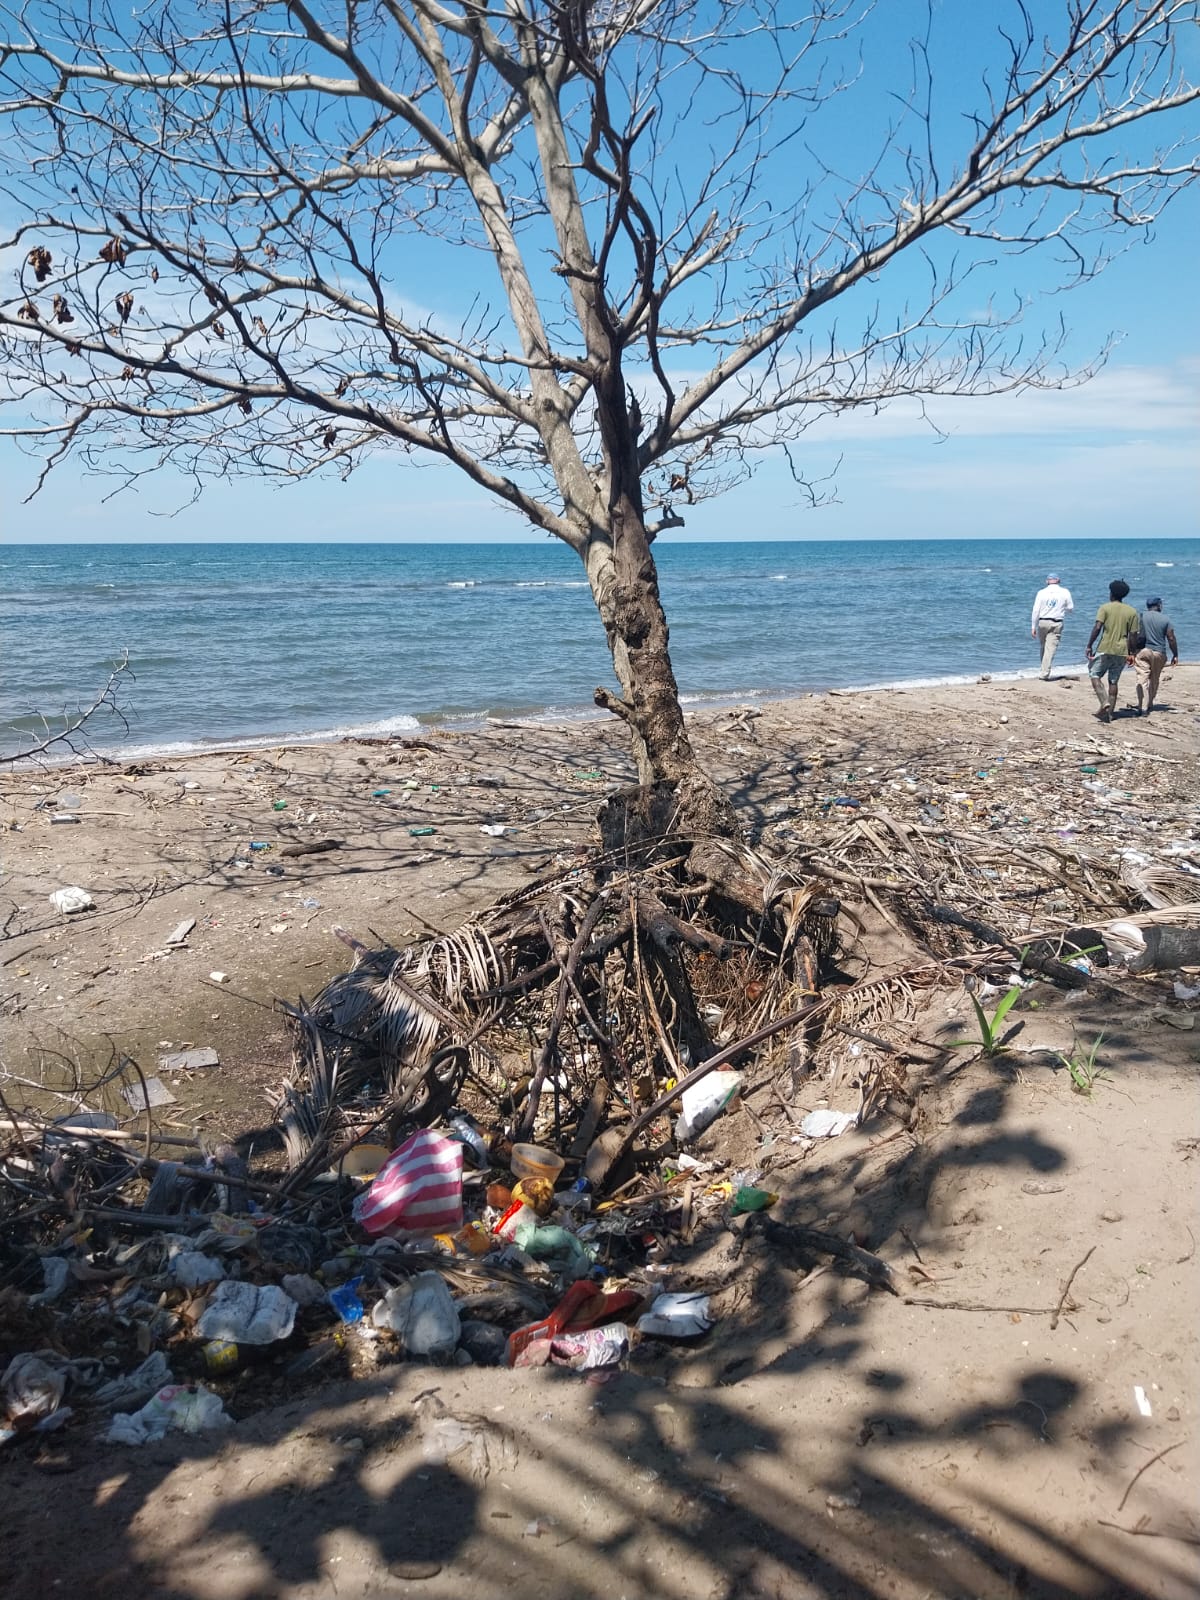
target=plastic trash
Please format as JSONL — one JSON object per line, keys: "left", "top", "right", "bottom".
{"left": 30, "top": 1256, "right": 70, "bottom": 1304}
{"left": 49, "top": 886, "right": 94, "bottom": 914}
{"left": 549, "top": 1325, "right": 629, "bottom": 1371}
{"left": 516, "top": 1221, "right": 595, "bottom": 1275}
{"left": 459, "top": 1320, "right": 509, "bottom": 1366}
{"left": 353, "top": 1129, "right": 464, "bottom": 1237}
{"left": 328, "top": 1277, "right": 365, "bottom": 1324}
{"left": 492, "top": 1200, "right": 537, "bottom": 1242}
{"left": 637, "top": 1292, "right": 714, "bottom": 1338}
{"left": 408, "top": 826, "right": 437, "bottom": 837}
{"left": 674, "top": 1070, "right": 743, "bottom": 1142}
{"left": 800, "top": 1109, "right": 857, "bottom": 1139}
{"left": 730, "top": 1186, "right": 778, "bottom": 1215}
{"left": 447, "top": 1115, "right": 489, "bottom": 1168}
{"left": 506, "top": 1279, "right": 641, "bottom": 1367}
{"left": 203, "top": 1340, "right": 239, "bottom": 1375}
{"left": 1174, "top": 980, "right": 1200, "bottom": 1002}
{"left": 1, "top": 1354, "right": 66, "bottom": 1424}
{"left": 121, "top": 1076, "right": 177, "bottom": 1111}
{"left": 370, "top": 1269, "right": 460, "bottom": 1357}
{"left": 92, "top": 1352, "right": 173, "bottom": 1413}
{"left": 158, "top": 1047, "right": 219, "bottom": 1072}
{"left": 281, "top": 1273, "right": 327, "bottom": 1307}
{"left": 480, "top": 823, "right": 506, "bottom": 836}
{"left": 171, "top": 1250, "right": 226, "bottom": 1288}
{"left": 196, "top": 1281, "right": 298, "bottom": 1345}
{"left": 106, "top": 1384, "right": 231, "bottom": 1445}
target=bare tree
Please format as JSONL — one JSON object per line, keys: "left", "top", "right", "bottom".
{"left": 1, "top": 1, "right": 1196, "bottom": 837}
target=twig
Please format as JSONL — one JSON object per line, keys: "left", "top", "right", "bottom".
{"left": 905, "top": 1297, "right": 1058, "bottom": 1314}
{"left": 0, "top": 650, "right": 133, "bottom": 766}
{"left": 518, "top": 892, "right": 609, "bottom": 1140}
{"left": 1096, "top": 1519, "right": 1200, "bottom": 1547}
{"left": 1051, "top": 1244, "right": 1096, "bottom": 1330}
{"left": 1117, "top": 1440, "right": 1186, "bottom": 1514}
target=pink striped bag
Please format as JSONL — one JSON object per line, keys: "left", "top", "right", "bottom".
{"left": 352, "top": 1130, "right": 464, "bottom": 1237}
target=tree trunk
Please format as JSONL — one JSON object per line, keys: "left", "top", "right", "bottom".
{"left": 583, "top": 500, "right": 741, "bottom": 843}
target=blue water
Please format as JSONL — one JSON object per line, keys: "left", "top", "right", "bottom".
{"left": 1, "top": 539, "right": 1195, "bottom": 758}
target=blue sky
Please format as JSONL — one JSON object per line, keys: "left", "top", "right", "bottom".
{"left": 2, "top": 3, "right": 1197, "bottom": 545}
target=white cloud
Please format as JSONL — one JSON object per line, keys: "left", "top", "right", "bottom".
{"left": 809, "top": 362, "right": 1199, "bottom": 442}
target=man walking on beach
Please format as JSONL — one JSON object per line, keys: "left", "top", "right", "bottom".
{"left": 1133, "top": 597, "right": 1179, "bottom": 715}
{"left": 1085, "top": 579, "right": 1139, "bottom": 722}
{"left": 1030, "top": 573, "right": 1074, "bottom": 679}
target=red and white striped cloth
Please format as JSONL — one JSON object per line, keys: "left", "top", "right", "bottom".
{"left": 353, "top": 1129, "right": 464, "bottom": 1237}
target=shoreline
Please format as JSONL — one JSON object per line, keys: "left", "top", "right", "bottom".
{"left": 5, "top": 659, "right": 1094, "bottom": 769}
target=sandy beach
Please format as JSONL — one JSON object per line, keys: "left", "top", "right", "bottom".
{"left": 2, "top": 666, "right": 1199, "bottom": 1600}
{"left": 3, "top": 665, "right": 1197, "bottom": 1126}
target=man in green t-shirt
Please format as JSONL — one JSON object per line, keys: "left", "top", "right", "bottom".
{"left": 1085, "top": 578, "right": 1139, "bottom": 722}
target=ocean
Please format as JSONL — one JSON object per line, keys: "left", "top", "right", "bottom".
{"left": 1, "top": 538, "right": 1195, "bottom": 760}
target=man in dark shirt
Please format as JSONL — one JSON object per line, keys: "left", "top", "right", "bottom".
{"left": 1134, "top": 597, "right": 1180, "bottom": 715}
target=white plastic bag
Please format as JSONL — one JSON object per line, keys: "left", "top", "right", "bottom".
{"left": 637, "top": 1292, "right": 713, "bottom": 1338}
{"left": 1, "top": 1354, "right": 66, "bottom": 1424}
{"left": 171, "top": 1251, "right": 226, "bottom": 1288}
{"left": 196, "top": 1281, "right": 297, "bottom": 1345}
{"left": 50, "top": 886, "right": 94, "bottom": 914}
{"left": 640, "top": 1286, "right": 713, "bottom": 1337}
{"left": 674, "top": 1071, "right": 743, "bottom": 1142}
{"left": 106, "top": 1384, "right": 230, "bottom": 1445}
{"left": 800, "top": 1109, "right": 856, "bottom": 1139}
{"left": 92, "top": 1352, "right": 173, "bottom": 1414}
{"left": 371, "top": 1270, "right": 460, "bottom": 1357}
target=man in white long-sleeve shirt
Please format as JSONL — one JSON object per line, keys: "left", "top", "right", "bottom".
{"left": 1030, "top": 573, "right": 1074, "bottom": 680}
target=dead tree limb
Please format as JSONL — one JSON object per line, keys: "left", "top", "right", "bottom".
{"left": 0, "top": 650, "right": 134, "bottom": 765}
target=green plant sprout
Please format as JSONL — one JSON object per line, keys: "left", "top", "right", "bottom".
{"left": 1058, "top": 1033, "right": 1107, "bottom": 1096}
{"left": 951, "top": 984, "right": 1023, "bottom": 1057}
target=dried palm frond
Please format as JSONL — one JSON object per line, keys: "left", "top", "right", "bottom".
{"left": 1119, "top": 859, "right": 1200, "bottom": 912}
{"left": 396, "top": 923, "right": 505, "bottom": 1008}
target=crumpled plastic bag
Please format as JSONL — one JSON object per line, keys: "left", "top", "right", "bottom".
{"left": 637, "top": 1292, "right": 713, "bottom": 1339}
{"left": 353, "top": 1130, "right": 463, "bottom": 1237}
{"left": 371, "top": 1270, "right": 460, "bottom": 1357}
{"left": 92, "top": 1352, "right": 173, "bottom": 1414}
{"left": 281, "top": 1272, "right": 328, "bottom": 1307}
{"left": 196, "top": 1281, "right": 297, "bottom": 1345}
{"left": 1, "top": 1354, "right": 67, "bottom": 1425}
{"left": 49, "top": 886, "right": 94, "bottom": 914}
{"left": 106, "top": 1384, "right": 231, "bottom": 1446}
{"left": 171, "top": 1251, "right": 226, "bottom": 1288}
{"left": 674, "top": 1071, "right": 743, "bottom": 1142}
{"left": 548, "top": 1325, "right": 628, "bottom": 1371}
{"left": 30, "top": 1257, "right": 70, "bottom": 1305}
{"left": 416, "top": 1395, "right": 517, "bottom": 1484}
{"left": 800, "top": 1109, "right": 856, "bottom": 1139}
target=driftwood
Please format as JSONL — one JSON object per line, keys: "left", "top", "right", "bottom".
{"left": 927, "top": 904, "right": 1088, "bottom": 989}
{"left": 756, "top": 1215, "right": 898, "bottom": 1295}
{"left": 279, "top": 838, "right": 344, "bottom": 858}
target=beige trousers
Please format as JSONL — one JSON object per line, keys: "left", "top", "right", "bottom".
{"left": 1036, "top": 620, "right": 1063, "bottom": 678}
{"left": 1135, "top": 649, "right": 1166, "bottom": 707}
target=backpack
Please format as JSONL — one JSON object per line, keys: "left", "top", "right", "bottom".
{"left": 1127, "top": 612, "right": 1146, "bottom": 654}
